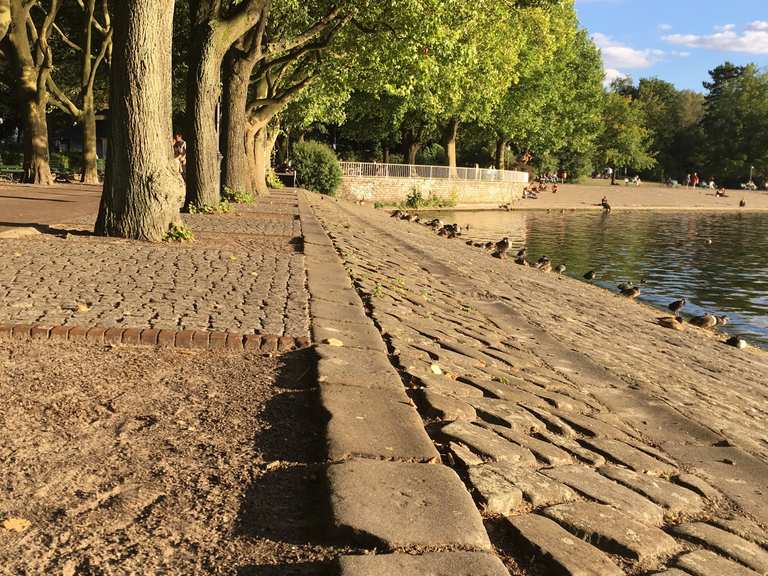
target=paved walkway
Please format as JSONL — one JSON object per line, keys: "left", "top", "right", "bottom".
{"left": 306, "top": 193, "right": 768, "bottom": 575}
{"left": 0, "top": 191, "right": 309, "bottom": 337}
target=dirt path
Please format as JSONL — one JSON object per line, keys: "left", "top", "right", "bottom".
{"left": 0, "top": 340, "right": 343, "bottom": 575}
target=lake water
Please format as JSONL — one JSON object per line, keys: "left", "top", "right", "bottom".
{"left": 426, "top": 210, "right": 768, "bottom": 349}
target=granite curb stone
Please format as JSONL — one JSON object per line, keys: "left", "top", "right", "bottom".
{"left": 337, "top": 552, "right": 510, "bottom": 575}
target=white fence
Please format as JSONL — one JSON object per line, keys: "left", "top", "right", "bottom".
{"left": 339, "top": 161, "right": 529, "bottom": 184}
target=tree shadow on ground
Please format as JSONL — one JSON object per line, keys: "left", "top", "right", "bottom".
{"left": 0, "top": 222, "right": 92, "bottom": 237}
{"left": 235, "top": 347, "right": 347, "bottom": 576}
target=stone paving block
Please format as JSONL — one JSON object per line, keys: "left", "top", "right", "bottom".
{"left": 711, "top": 517, "right": 768, "bottom": 548}
{"left": 543, "top": 465, "right": 664, "bottom": 526}
{"left": 104, "top": 327, "right": 124, "bottom": 345}
{"left": 0, "top": 324, "right": 12, "bottom": 339}
{"left": 313, "top": 322, "right": 387, "bottom": 353}
{"left": 507, "top": 513, "right": 624, "bottom": 576}
{"left": 174, "top": 329, "right": 195, "bottom": 348}
{"left": 600, "top": 465, "right": 704, "bottom": 514}
{"left": 68, "top": 326, "right": 89, "bottom": 341}
{"left": 551, "top": 411, "right": 635, "bottom": 442}
{"left": 413, "top": 389, "right": 477, "bottom": 422}
{"left": 226, "top": 333, "right": 245, "bottom": 351}
{"left": 581, "top": 438, "right": 676, "bottom": 476}
{"left": 310, "top": 299, "right": 369, "bottom": 325}
{"left": 543, "top": 501, "right": 679, "bottom": 560}
{"left": 30, "top": 325, "right": 51, "bottom": 340}
{"left": 485, "top": 461, "right": 577, "bottom": 508}
{"left": 467, "top": 464, "right": 524, "bottom": 515}
{"left": 156, "top": 329, "right": 175, "bottom": 347}
{"left": 411, "top": 372, "right": 485, "bottom": 398}
{"left": 535, "top": 430, "right": 606, "bottom": 467}
{"left": 651, "top": 570, "right": 693, "bottom": 576}
{"left": 278, "top": 335, "right": 295, "bottom": 353}
{"left": 525, "top": 406, "right": 577, "bottom": 438}
{"left": 140, "top": 328, "right": 159, "bottom": 346}
{"left": 327, "top": 460, "right": 491, "bottom": 550}
{"left": 190, "top": 330, "right": 210, "bottom": 349}
{"left": 121, "top": 327, "right": 141, "bottom": 346}
{"left": 673, "top": 522, "right": 768, "bottom": 573}
{"left": 485, "top": 423, "right": 573, "bottom": 466}
{"left": 86, "top": 326, "right": 107, "bottom": 343}
{"left": 441, "top": 421, "right": 537, "bottom": 466}
{"left": 449, "top": 442, "right": 485, "bottom": 467}
{"left": 316, "top": 344, "right": 404, "bottom": 390}
{"left": 337, "top": 552, "right": 510, "bottom": 576}
{"left": 320, "top": 384, "right": 439, "bottom": 463}
{"left": 259, "top": 334, "right": 278, "bottom": 353}
{"left": 468, "top": 397, "right": 544, "bottom": 433}
{"left": 676, "top": 550, "right": 761, "bottom": 576}
{"left": 11, "top": 324, "right": 32, "bottom": 338}
{"left": 209, "top": 331, "right": 227, "bottom": 350}
{"left": 674, "top": 473, "right": 721, "bottom": 501}
{"left": 49, "top": 325, "right": 71, "bottom": 341}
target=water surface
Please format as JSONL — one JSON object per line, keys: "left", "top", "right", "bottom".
{"left": 426, "top": 210, "right": 768, "bottom": 349}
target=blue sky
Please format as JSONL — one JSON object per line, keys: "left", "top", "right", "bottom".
{"left": 575, "top": 0, "right": 768, "bottom": 91}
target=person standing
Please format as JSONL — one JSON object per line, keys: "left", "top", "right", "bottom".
{"left": 173, "top": 133, "right": 187, "bottom": 177}
{"left": 685, "top": 173, "right": 691, "bottom": 187}
{"left": 691, "top": 172, "right": 700, "bottom": 188}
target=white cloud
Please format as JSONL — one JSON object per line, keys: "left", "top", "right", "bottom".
{"left": 664, "top": 20, "right": 768, "bottom": 54}
{"left": 658, "top": 24, "right": 673, "bottom": 32}
{"left": 593, "top": 33, "right": 655, "bottom": 69}
{"left": 603, "top": 68, "right": 628, "bottom": 86}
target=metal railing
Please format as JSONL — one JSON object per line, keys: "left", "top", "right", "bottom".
{"left": 339, "top": 161, "right": 529, "bottom": 183}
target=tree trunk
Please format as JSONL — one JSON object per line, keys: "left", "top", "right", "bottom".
{"left": 221, "top": 50, "right": 250, "bottom": 195}
{"left": 383, "top": 146, "right": 390, "bottom": 164}
{"left": 20, "top": 79, "right": 54, "bottom": 185}
{"left": 80, "top": 95, "right": 100, "bottom": 183}
{"left": 444, "top": 118, "right": 459, "bottom": 176}
{"left": 495, "top": 138, "right": 507, "bottom": 170}
{"left": 95, "top": 0, "right": 184, "bottom": 241}
{"left": 406, "top": 142, "right": 421, "bottom": 165}
{"left": 252, "top": 127, "right": 269, "bottom": 196}
{"left": 0, "top": 0, "right": 10, "bottom": 42}
{"left": 185, "top": 31, "right": 225, "bottom": 208}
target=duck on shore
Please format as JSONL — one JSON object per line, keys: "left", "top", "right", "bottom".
{"left": 621, "top": 286, "right": 641, "bottom": 299}
{"left": 492, "top": 237, "right": 511, "bottom": 258}
{"left": 726, "top": 336, "right": 748, "bottom": 349}
{"left": 689, "top": 314, "right": 729, "bottom": 330}
{"left": 668, "top": 298, "right": 686, "bottom": 316}
{"left": 658, "top": 316, "right": 685, "bottom": 331}
{"left": 536, "top": 256, "right": 552, "bottom": 273}
{"left": 555, "top": 264, "right": 566, "bottom": 275}
{"left": 583, "top": 270, "right": 597, "bottom": 281}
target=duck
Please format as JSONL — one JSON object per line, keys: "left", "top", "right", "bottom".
{"left": 688, "top": 314, "right": 727, "bottom": 330}
{"left": 658, "top": 316, "right": 685, "bottom": 331}
{"left": 617, "top": 281, "right": 634, "bottom": 292}
{"left": 583, "top": 270, "right": 597, "bottom": 281}
{"left": 515, "top": 247, "right": 527, "bottom": 259}
{"left": 493, "top": 237, "right": 511, "bottom": 258}
{"left": 536, "top": 256, "right": 552, "bottom": 272}
{"left": 726, "top": 336, "right": 748, "bottom": 349}
{"left": 514, "top": 256, "right": 529, "bottom": 266}
{"left": 391, "top": 210, "right": 404, "bottom": 219}
{"left": 555, "top": 264, "right": 566, "bottom": 275}
{"left": 668, "top": 298, "right": 686, "bottom": 316}
{"left": 739, "top": 199, "right": 746, "bottom": 208}
{"left": 621, "top": 286, "right": 641, "bottom": 299}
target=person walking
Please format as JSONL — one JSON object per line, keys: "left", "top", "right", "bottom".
{"left": 685, "top": 173, "right": 691, "bottom": 187}
{"left": 691, "top": 172, "right": 700, "bottom": 188}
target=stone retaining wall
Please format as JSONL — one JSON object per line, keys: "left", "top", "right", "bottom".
{"left": 339, "top": 176, "right": 525, "bottom": 205}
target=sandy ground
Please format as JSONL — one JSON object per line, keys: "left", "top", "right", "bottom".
{"left": 458, "top": 180, "right": 768, "bottom": 211}
{"left": 0, "top": 341, "right": 342, "bottom": 575}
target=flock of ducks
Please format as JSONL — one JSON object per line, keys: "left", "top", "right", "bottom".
{"left": 390, "top": 207, "right": 751, "bottom": 350}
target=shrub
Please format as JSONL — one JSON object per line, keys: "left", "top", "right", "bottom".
{"left": 164, "top": 223, "right": 194, "bottom": 242}
{"left": 401, "top": 186, "right": 456, "bottom": 209}
{"left": 222, "top": 186, "right": 256, "bottom": 204}
{"left": 292, "top": 140, "right": 342, "bottom": 195}
{"left": 187, "top": 200, "right": 231, "bottom": 214}
{"left": 266, "top": 170, "right": 284, "bottom": 189}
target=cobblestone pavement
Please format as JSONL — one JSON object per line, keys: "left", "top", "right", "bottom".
{"left": 307, "top": 194, "right": 768, "bottom": 576}
{"left": 0, "top": 192, "right": 309, "bottom": 337}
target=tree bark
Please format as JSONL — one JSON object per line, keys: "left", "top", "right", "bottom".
{"left": 383, "top": 146, "right": 390, "bottom": 164}
{"left": 81, "top": 95, "right": 100, "bottom": 183}
{"left": 6, "top": 0, "right": 55, "bottom": 185}
{"left": 95, "top": 0, "right": 185, "bottom": 241}
{"left": 221, "top": 49, "right": 251, "bottom": 195}
{"left": 252, "top": 127, "right": 268, "bottom": 196}
{"left": 495, "top": 137, "right": 507, "bottom": 170}
{"left": 0, "top": 0, "right": 10, "bottom": 42}
{"left": 444, "top": 118, "right": 459, "bottom": 176}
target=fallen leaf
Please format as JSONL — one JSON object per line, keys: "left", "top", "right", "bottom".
{"left": 324, "top": 338, "right": 344, "bottom": 347}
{"left": 76, "top": 303, "right": 91, "bottom": 313}
{"left": 430, "top": 363, "right": 443, "bottom": 375}
{"left": 2, "top": 517, "right": 31, "bottom": 532}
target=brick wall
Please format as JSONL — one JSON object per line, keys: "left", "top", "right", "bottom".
{"left": 338, "top": 176, "right": 525, "bottom": 206}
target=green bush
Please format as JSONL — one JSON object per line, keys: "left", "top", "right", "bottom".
{"left": 401, "top": 187, "right": 456, "bottom": 209}
{"left": 266, "top": 169, "right": 284, "bottom": 189}
{"left": 222, "top": 186, "right": 256, "bottom": 204}
{"left": 292, "top": 140, "right": 342, "bottom": 195}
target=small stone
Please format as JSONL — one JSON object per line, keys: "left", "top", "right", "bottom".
{"left": 2, "top": 517, "right": 31, "bottom": 532}
{"left": 431, "top": 363, "right": 443, "bottom": 375}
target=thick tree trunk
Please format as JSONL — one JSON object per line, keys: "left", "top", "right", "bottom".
{"left": 20, "top": 80, "right": 54, "bottom": 185}
{"left": 495, "top": 138, "right": 507, "bottom": 170}
{"left": 383, "top": 146, "right": 390, "bottom": 164}
{"left": 0, "top": 0, "right": 10, "bottom": 42}
{"left": 406, "top": 142, "right": 421, "bottom": 165}
{"left": 81, "top": 95, "right": 100, "bottom": 183}
{"left": 185, "top": 32, "right": 225, "bottom": 208}
{"left": 95, "top": 0, "right": 184, "bottom": 241}
{"left": 221, "top": 51, "right": 250, "bottom": 195}
{"left": 444, "top": 118, "right": 459, "bottom": 176}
